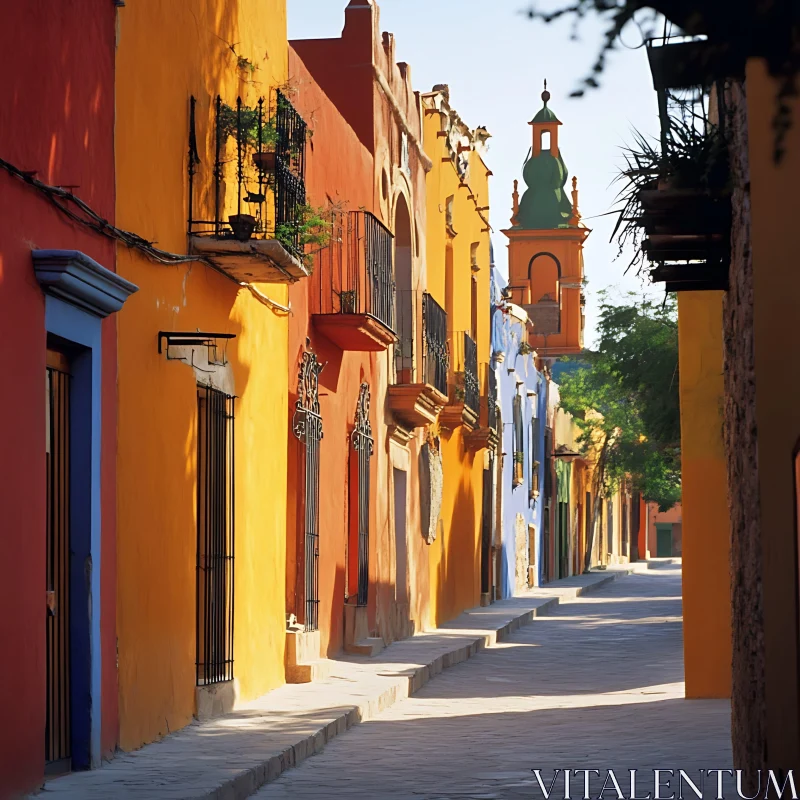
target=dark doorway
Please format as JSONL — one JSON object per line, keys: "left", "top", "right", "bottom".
{"left": 45, "top": 349, "right": 71, "bottom": 774}
{"left": 480, "top": 454, "right": 495, "bottom": 601}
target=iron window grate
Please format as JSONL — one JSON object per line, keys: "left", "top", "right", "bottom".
{"left": 196, "top": 385, "right": 235, "bottom": 686}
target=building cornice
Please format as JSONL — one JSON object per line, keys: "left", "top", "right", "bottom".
{"left": 33, "top": 249, "right": 138, "bottom": 318}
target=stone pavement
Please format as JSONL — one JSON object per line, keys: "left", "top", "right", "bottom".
{"left": 38, "top": 570, "right": 628, "bottom": 799}
{"left": 255, "top": 565, "right": 732, "bottom": 799}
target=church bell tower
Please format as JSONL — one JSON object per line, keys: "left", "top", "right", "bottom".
{"left": 502, "top": 82, "right": 590, "bottom": 356}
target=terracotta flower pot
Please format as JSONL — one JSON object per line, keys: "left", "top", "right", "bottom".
{"left": 228, "top": 214, "right": 257, "bottom": 242}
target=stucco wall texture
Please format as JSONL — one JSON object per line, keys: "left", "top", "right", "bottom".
{"left": 285, "top": 46, "right": 384, "bottom": 658}
{"left": 423, "top": 91, "right": 492, "bottom": 625}
{"left": 678, "top": 291, "right": 732, "bottom": 701}
{"left": 0, "top": 3, "right": 118, "bottom": 794}
{"left": 114, "top": 0, "right": 291, "bottom": 751}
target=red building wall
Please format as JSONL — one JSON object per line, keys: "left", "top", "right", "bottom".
{"left": 286, "top": 47, "right": 378, "bottom": 656}
{"left": 0, "top": 4, "right": 118, "bottom": 795}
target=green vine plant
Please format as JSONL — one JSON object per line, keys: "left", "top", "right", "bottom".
{"left": 218, "top": 103, "right": 278, "bottom": 150}
{"left": 237, "top": 55, "right": 257, "bottom": 76}
{"left": 275, "top": 203, "right": 334, "bottom": 269}
{"left": 611, "top": 112, "right": 730, "bottom": 274}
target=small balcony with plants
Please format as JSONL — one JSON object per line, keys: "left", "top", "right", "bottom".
{"left": 440, "top": 330, "right": 480, "bottom": 432}
{"left": 614, "top": 36, "right": 732, "bottom": 292}
{"left": 188, "top": 90, "right": 326, "bottom": 283}
{"left": 312, "top": 211, "right": 396, "bottom": 351}
{"left": 388, "top": 291, "right": 449, "bottom": 433}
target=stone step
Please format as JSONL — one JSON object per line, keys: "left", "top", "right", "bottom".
{"left": 286, "top": 658, "right": 333, "bottom": 684}
{"left": 345, "top": 637, "right": 386, "bottom": 657}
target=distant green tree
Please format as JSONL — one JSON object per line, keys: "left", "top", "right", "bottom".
{"left": 556, "top": 292, "right": 680, "bottom": 571}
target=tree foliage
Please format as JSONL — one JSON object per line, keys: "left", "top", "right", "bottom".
{"left": 523, "top": 0, "right": 800, "bottom": 161}
{"left": 557, "top": 292, "right": 681, "bottom": 512}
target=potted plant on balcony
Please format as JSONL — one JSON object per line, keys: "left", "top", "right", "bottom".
{"left": 275, "top": 203, "right": 333, "bottom": 269}
{"left": 217, "top": 102, "right": 279, "bottom": 173}
{"left": 612, "top": 114, "right": 731, "bottom": 285}
{"left": 228, "top": 213, "right": 258, "bottom": 241}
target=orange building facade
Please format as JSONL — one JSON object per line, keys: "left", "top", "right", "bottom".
{"left": 504, "top": 87, "right": 589, "bottom": 357}
{"left": 287, "top": 0, "right": 496, "bottom": 665}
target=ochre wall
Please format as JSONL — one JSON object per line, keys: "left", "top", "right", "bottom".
{"left": 0, "top": 3, "right": 118, "bottom": 794}
{"left": 114, "top": 0, "right": 290, "bottom": 750}
{"left": 423, "top": 95, "right": 492, "bottom": 624}
{"left": 678, "top": 291, "right": 731, "bottom": 699}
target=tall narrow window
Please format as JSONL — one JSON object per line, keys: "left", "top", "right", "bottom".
{"left": 512, "top": 393, "right": 524, "bottom": 487}
{"left": 293, "top": 349, "right": 324, "bottom": 631}
{"left": 196, "top": 385, "right": 235, "bottom": 686}
{"left": 530, "top": 414, "right": 541, "bottom": 500}
{"left": 352, "top": 384, "right": 373, "bottom": 607}
{"left": 401, "top": 130, "right": 410, "bottom": 175}
{"left": 471, "top": 276, "right": 479, "bottom": 342}
{"left": 541, "top": 130, "right": 551, "bottom": 151}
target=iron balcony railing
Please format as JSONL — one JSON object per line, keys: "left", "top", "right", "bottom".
{"left": 423, "top": 293, "right": 449, "bottom": 396}
{"left": 314, "top": 211, "right": 395, "bottom": 332}
{"left": 450, "top": 331, "right": 480, "bottom": 416}
{"left": 394, "top": 291, "right": 449, "bottom": 396}
{"left": 188, "top": 90, "right": 307, "bottom": 259}
{"left": 487, "top": 364, "right": 498, "bottom": 431}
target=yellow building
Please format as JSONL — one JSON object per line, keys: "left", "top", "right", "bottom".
{"left": 114, "top": 0, "right": 299, "bottom": 749}
{"left": 678, "top": 292, "right": 732, "bottom": 698}
{"left": 421, "top": 86, "right": 495, "bottom": 623}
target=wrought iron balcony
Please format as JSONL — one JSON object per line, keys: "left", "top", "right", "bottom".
{"left": 441, "top": 330, "right": 480, "bottom": 431}
{"left": 187, "top": 90, "right": 311, "bottom": 283}
{"left": 388, "top": 291, "right": 449, "bottom": 432}
{"left": 312, "top": 211, "right": 396, "bottom": 351}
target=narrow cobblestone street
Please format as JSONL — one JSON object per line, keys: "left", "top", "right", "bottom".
{"left": 255, "top": 566, "right": 732, "bottom": 799}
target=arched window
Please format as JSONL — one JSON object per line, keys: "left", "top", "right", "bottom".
{"left": 528, "top": 253, "right": 560, "bottom": 304}
{"left": 541, "top": 130, "right": 551, "bottom": 151}
{"left": 394, "top": 195, "right": 414, "bottom": 382}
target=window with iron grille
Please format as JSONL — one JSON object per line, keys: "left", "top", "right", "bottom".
{"left": 196, "top": 386, "right": 235, "bottom": 686}
{"left": 293, "top": 349, "right": 324, "bottom": 631}
{"left": 352, "top": 384, "right": 373, "bottom": 607}
{"left": 512, "top": 393, "right": 524, "bottom": 487}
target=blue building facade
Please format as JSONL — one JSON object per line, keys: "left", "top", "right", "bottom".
{"left": 491, "top": 267, "right": 548, "bottom": 597}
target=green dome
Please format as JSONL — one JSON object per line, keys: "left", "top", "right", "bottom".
{"left": 517, "top": 150, "right": 572, "bottom": 229}
{"left": 531, "top": 105, "right": 560, "bottom": 124}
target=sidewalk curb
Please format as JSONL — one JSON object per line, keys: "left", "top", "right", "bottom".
{"left": 214, "top": 573, "right": 632, "bottom": 799}
{"left": 214, "top": 597, "right": 564, "bottom": 799}
{"left": 38, "top": 570, "right": 631, "bottom": 800}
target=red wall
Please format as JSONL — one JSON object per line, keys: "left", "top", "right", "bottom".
{"left": 0, "top": 3, "right": 117, "bottom": 795}
{"left": 286, "top": 47, "right": 377, "bottom": 656}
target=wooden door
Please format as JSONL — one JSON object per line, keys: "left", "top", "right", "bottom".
{"left": 45, "top": 349, "right": 71, "bottom": 772}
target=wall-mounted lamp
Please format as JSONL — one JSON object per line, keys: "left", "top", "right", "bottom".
{"left": 554, "top": 445, "right": 581, "bottom": 462}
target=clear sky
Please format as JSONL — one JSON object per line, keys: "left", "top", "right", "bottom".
{"left": 287, "top": 0, "right": 663, "bottom": 345}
